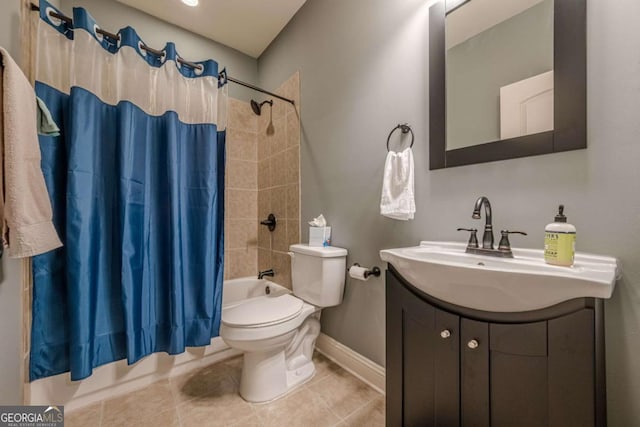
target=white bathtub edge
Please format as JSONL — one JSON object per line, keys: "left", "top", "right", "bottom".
{"left": 29, "top": 337, "right": 241, "bottom": 413}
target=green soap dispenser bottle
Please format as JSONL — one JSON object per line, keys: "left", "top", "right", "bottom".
{"left": 544, "top": 205, "right": 576, "bottom": 266}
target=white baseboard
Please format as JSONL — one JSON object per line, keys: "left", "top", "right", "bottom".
{"left": 315, "top": 333, "right": 385, "bottom": 394}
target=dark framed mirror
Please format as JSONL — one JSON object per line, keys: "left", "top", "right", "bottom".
{"left": 429, "top": 0, "right": 586, "bottom": 170}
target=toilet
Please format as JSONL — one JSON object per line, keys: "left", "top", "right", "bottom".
{"left": 220, "top": 244, "right": 347, "bottom": 403}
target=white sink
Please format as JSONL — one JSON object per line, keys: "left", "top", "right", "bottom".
{"left": 380, "top": 241, "right": 621, "bottom": 312}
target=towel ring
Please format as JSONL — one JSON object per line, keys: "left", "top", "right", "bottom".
{"left": 386, "top": 124, "right": 414, "bottom": 152}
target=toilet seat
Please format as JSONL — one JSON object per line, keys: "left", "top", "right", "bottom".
{"left": 222, "top": 294, "right": 304, "bottom": 328}
{"left": 221, "top": 299, "right": 318, "bottom": 344}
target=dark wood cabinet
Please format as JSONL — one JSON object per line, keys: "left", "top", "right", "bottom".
{"left": 386, "top": 266, "right": 606, "bottom": 427}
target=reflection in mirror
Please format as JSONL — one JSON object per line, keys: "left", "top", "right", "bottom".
{"left": 445, "top": 0, "right": 554, "bottom": 151}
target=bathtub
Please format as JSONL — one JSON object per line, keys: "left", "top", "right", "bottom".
{"left": 223, "top": 277, "right": 290, "bottom": 308}
{"left": 29, "top": 277, "right": 285, "bottom": 412}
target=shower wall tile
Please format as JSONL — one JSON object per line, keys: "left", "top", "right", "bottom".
{"left": 272, "top": 220, "right": 288, "bottom": 253}
{"left": 257, "top": 131, "right": 269, "bottom": 161}
{"left": 258, "top": 189, "right": 271, "bottom": 251}
{"left": 256, "top": 72, "right": 301, "bottom": 289}
{"left": 258, "top": 224, "right": 271, "bottom": 250}
{"left": 261, "top": 123, "right": 274, "bottom": 158}
{"left": 258, "top": 248, "right": 272, "bottom": 273}
{"left": 258, "top": 190, "right": 271, "bottom": 219}
{"left": 227, "top": 128, "right": 257, "bottom": 161}
{"left": 227, "top": 219, "right": 257, "bottom": 250}
{"left": 228, "top": 98, "right": 258, "bottom": 133}
{"left": 225, "top": 98, "right": 259, "bottom": 280}
{"left": 258, "top": 109, "right": 270, "bottom": 134}
{"left": 227, "top": 159, "right": 257, "bottom": 190}
{"left": 257, "top": 160, "right": 271, "bottom": 190}
{"left": 269, "top": 118, "right": 287, "bottom": 155}
{"left": 272, "top": 251, "right": 292, "bottom": 290}
{"left": 286, "top": 111, "right": 300, "bottom": 149}
{"left": 270, "top": 152, "right": 287, "bottom": 187}
{"left": 270, "top": 187, "right": 287, "bottom": 221}
{"left": 226, "top": 190, "right": 257, "bottom": 220}
{"left": 271, "top": 96, "right": 286, "bottom": 122}
{"left": 286, "top": 184, "right": 300, "bottom": 220}
{"left": 225, "top": 248, "right": 258, "bottom": 280}
{"left": 285, "top": 147, "right": 300, "bottom": 185}
{"left": 287, "top": 220, "right": 300, "bottom": 248}
{"left": 224, "top": 254, "right": 230, "bottom": 279}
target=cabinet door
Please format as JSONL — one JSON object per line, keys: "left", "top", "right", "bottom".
{"left": 434, "top": 309, "right": 461, "bottom": 426}
{"left": 461, "top": 318, "right": 490, "bottom": 427}
{"left": 489, "top": 322, "right": 548, "bottom": 427}
{"left": 548, "top": 309, "right": 595, "bottom": 427}
{"left": 386, "top": 271, "right": 460, "bottom": 427}
{"left": 486, "top": 311, "right": 596, "bottom": 427}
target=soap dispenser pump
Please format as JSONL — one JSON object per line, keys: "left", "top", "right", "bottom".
{"left": 544, "top": 205, "right": 576, "bottom": 266}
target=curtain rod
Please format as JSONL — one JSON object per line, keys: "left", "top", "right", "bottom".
{"left": 29, "top": 3, "right": 296, "bottom": 106}
{"left": 222, "top": 73, "right": 295, "bottom": 105}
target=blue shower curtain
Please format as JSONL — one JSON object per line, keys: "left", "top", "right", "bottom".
{"left": 30, "top": 1, "right": 227, "bottom": 381}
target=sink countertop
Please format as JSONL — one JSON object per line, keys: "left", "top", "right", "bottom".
{"left": 380, "top": 241, "right": 621, "bottom": 313}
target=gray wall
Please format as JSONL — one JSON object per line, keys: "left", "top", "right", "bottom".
{"left": 60, "top": 0, "right": 259, "bottom": 101}
{"left": 446, "top": 0, "right": 553, "bottom": 150}
{"left": 258, "top": 0, "right": 640, "bottom": 424}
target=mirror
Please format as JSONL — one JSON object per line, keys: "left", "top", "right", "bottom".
{"left": 446, "top": 0, "right": 554, "bottom": 150}
{"left": 429, "top": 0, "right": 586, "bottom": 169}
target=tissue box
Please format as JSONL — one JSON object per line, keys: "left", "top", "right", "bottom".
{"left": 309, "top": 226, "right": 331, "bottom": 247}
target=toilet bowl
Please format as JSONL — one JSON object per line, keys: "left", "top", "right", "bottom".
{"left": 221, "top": 244, "right": 347, "bottom": 403}
{"left": 220, "top": 297, "right": 320, "bottom": 403}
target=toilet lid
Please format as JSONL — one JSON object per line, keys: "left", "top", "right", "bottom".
{"left": 222, "top": 294, "right": 304, "bottom": 327}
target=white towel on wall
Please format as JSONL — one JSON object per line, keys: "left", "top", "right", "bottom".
{"left": 380, "top": 148, "right": 415, "bottom": 220}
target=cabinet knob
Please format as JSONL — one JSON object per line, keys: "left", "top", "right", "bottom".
{"left": 440, "top": 329, "right": 451, "bottom": 339}
{"left": 467, "top": 339, "right": 479, "bottom": 349}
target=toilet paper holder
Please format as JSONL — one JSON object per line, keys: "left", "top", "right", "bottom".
{"left": 350, "top": 263, "right": 381, "bottom": 278}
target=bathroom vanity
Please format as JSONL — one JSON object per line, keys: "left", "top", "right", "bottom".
{"left": 381, "top": 242, "right": 619, "bottom": 427}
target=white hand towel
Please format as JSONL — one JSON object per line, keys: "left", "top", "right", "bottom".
{"left": 380, "top": 148, "right": 415, "bottom": 220}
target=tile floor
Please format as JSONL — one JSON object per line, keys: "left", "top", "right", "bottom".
{"left": 65, "top": 352, "right": 385, "bottom": 427}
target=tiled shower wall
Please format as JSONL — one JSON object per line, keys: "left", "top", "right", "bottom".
{"left": 224, "top": 71, "right": 301, "bottom": 283}
{"left": 224, "top": 99, "right": 259, "bottom": 279}
{"left": 257, "top": 72, "right": 301, "bottom": 289}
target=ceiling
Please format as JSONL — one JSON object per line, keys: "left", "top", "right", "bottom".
{"left": 116, "top": 0, "right": 307, "bottom": 58}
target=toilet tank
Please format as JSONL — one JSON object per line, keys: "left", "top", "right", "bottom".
{"left": 289, "top": 244, "right": 348, "bottom": 307}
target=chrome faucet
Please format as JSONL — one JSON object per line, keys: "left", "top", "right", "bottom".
{"left": 472, "top": 196, "right": 494, "bottom": 249}
{"left": 258, "top": 269, "right": 275, "bottom": 279}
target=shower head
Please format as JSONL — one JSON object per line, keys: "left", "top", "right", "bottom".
{"left": 250, "top": 99, "right": 273, "bottom": 116}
